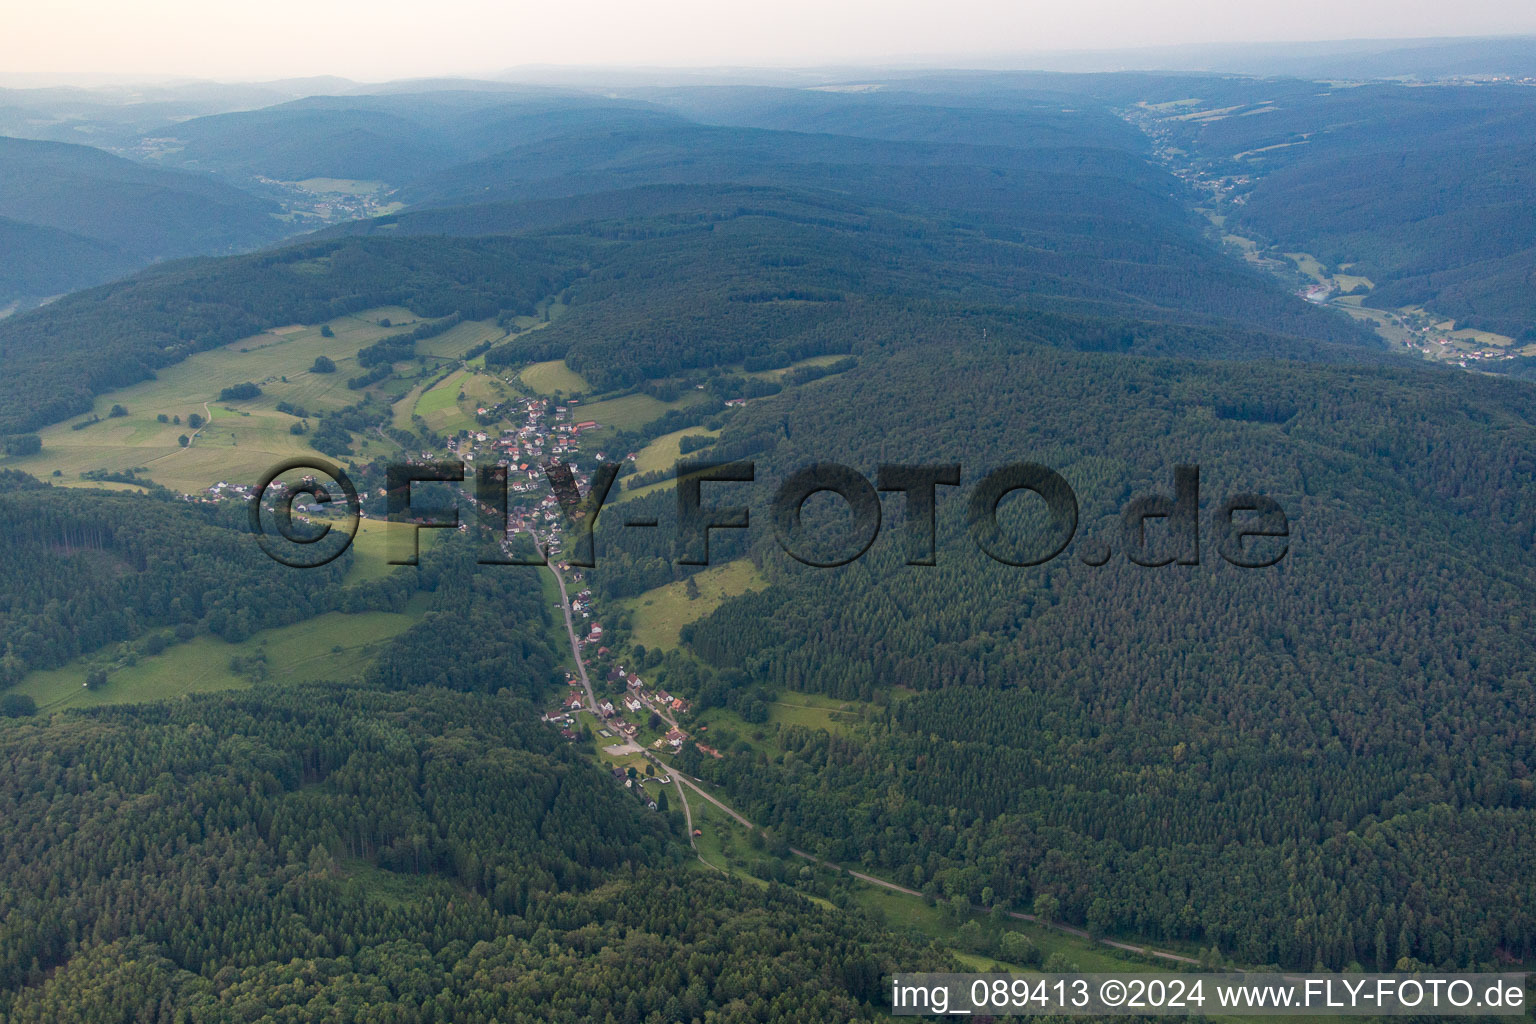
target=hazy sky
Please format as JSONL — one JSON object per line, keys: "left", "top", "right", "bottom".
{"left": 7, "top": 0, "right": 1536, "bottom": 81}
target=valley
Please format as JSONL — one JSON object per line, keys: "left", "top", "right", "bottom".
{"left": 1, "top": 52, "right": 1535, "bottom": 1020}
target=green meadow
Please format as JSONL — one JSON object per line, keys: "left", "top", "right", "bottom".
{"left": 413, "top": 369, "right": 477, "bottom": 432}
{"left": 580, "top": 391, "right": 706, "bottom": 432}
{"left": 413, "top": 319, "right": 508, "bottom": 359}
{"left": 622, "top": 558, "right": 766, "bottom": 651}
{"left": 631, "top": 425, "right": 721, "bottom": 475}
{"left": 10, "top": 602, "right": 428, "bottom": 713}
{"left": 344, "top": 518, "right": 441, "bottom": 583}
{"left": 519, "top": 359, "right": 590, "bottom": 395}
{"left": 0, "top": 309, "right": 515, "bottom": 495}
{"left": 741, "top": 353, "right": 851, "bottom": 382}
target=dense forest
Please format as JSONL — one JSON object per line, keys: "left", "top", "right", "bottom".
{"left": 2, "top": 73, "right": 1535, "bottom": 1015}
{"left": 621, "top": 336, "right": 1536, "bottom": 970}
{"left": 0, "top": 684, "right": 946, "bottom": 1022}
{"left": 0, "top": 480, "right": 947, "bottom": 1019}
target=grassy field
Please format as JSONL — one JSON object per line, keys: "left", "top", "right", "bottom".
{"left": 10, "top": 603, "right": 427, "bottom": 712}
{"left": 1445, "top": 325, "right": 1517, "bottom": 347}
{"left": 1285, "top": 251, "right": 1328, "bottom": 282}
{"left": 623, "top": 559, "right": 766, "bottom": 650}
{"left": 767, "top": 692, "right": 863, "bottom": 735}
{"left": 690, "top": 692, "right": 872, "bottom": 762}
{"left": 413, "top": 319, "right": 508, "bottom": 359}
{"left": 1222, "top": 233, "right": 1258, "bottom": 255}
{"left": 682, "top": 788, "right": 736, "bottom": 872}
{"left": 344, "top": 518, "right": 431, "bottom": 583}
{"left": 851, "top": 884, "right": 1148, "bottom": 974}
{"left": 294, "top": 178, "right": 386, "bottom": 195}
{"left": 577, "top": 391, "right": 704, "bottom": 432}
{"left": 520, "top": 359, "right": 590, "bottom": 395}
{"left": 632, "top": 426, "right": 721, "bottom": 475}
{"left": 1331, "top": 272, "right": 1374, "bottom": 292}
{"left": 1173, "top": 104, "right": 1242, "bottom": 122}
{"left": 457, "top": 369, "right": 511, "bottom": 409}
{"left": 0, "top": 306, "right": 434, "bottom": 494}
{"left": 1231, "top": 139, "right": 1305, "bottom": 161}
{"left": 413, "top": 369, "right": 477, "bottom": 433}
{"left": 1139, "top": 98, "right": 1202, "bottom": 112}
{"left": 391, "top": 379, "right": 434, "bottom": 430}
{"left": 742, "top": 353, "right": 852, "bottom": 382}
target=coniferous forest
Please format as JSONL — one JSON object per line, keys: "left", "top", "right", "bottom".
{"left": 1, "top": 48, "right": 1535, "bottom": 1020}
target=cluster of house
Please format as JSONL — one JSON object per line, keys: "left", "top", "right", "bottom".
{"left": 595, "top": 701, "right": 643, "bottom": 742}
{"left": 606, "top": 667, "right": 693, "bottom": 717}
{"left": 443, "top": 396, "right": 596, "bottom": 469}
{"left": 532, "top": 663, "right": 700, "bottom": 751}
{"left": 202, "top": 480, "right": 257, "bottom": 504}
{"left": 607, "top": 765, "right": 666, "bottom": 809}
{"left": 542, "top": 692, "right": 582, "bottom": 740}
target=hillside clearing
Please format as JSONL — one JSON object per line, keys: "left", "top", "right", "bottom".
{"left": 622, "top": 559, "right": 766, "bottom": 651}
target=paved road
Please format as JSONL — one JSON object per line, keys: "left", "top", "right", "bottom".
{"left": 653, "top": 756, "right": 1200, "bottom": 965}
{"left": 551, "top": 537, "right": 1200, "bottom": 968}
{"left": 535, "top": 534, "right": 598, "bottom": 714}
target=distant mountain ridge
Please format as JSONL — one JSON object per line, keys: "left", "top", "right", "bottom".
{"left": 0, "top": 135, "right": 289, "bottom": 309}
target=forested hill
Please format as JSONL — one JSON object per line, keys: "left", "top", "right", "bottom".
{"left": 0, "top": 686, "right": 943, "bottom": 1021}
{"left": 0, "top": 481, "right": 948, "bottom": 1020}
{"left": 1142, "top": 81, "right": 1536, "bottom": 340}
{"left": 133, "top": 91, "right": 678, "bottom": 186}
{"left": 0, "top": 135, "right": 289, "bottom": 308}
{"left": 0, "top": 92, "right": 1384, "bottom": 434}
{"left": 589, "top": 331, "right": 1536, "bottom": 971}
{"left": 0, "top": 234, "right": 575, "bottom": 432}
{"left": 0, "top": 215, "right": 136, "bottom": 303}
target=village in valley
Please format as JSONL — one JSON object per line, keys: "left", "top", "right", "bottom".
{"left": 8, "top": 298, "right": 840, "bottom": 824}
{"left": 1122, "top": 98, "right": 1536, "bottom": 371}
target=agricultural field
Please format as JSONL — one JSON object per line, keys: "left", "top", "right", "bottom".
{"left": 344, "top": 518, "right": 436, "bottom": 583}
{"left": 519, "top": 358, "right": 591, "bottom": 395}
{"left": 412, "top": 369, "right": 478, "bottom": 433}
{"left": 631, "top": 425, "right": 721, "bottom": 475}
{"left": 0, "top": 307, "right": 439, "bottom": 493}
{"left": 622, "top": 558, "right": 765, "bottom": 651}
{"left": 413, "top": 319, "right": 508, "bottom": 359}
{"left": 580, "top": 391, "right": 704, "bottom": 432}
{"left": 741, "top": 354, "right": 852, "bottom": 382}
{"left": 8, "top": 603, "right": 428, "bottom": 713}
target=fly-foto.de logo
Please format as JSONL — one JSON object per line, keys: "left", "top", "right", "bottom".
{"left": 250, "top": 459, "right": 1289, "bottom": 571}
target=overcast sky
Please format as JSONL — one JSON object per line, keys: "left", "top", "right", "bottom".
{"left": 7, "top": 0, "right": 1536, "bottom": 81}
